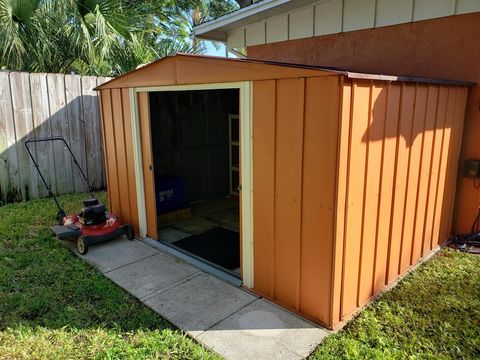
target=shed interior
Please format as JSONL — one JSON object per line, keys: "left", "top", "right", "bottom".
{"left": 149, "top": 89, "right": 241, "bottom": 275}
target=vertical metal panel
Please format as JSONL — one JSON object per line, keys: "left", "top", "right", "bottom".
{"left": 137, "top": 92, "right": 158, "bottom": 239}
{"left": 111, "top": 89, "right": 131, "bottom": 226}
{"left": 334, "top": 80, "right": 468, "bottom": 325}
{"left": 273, "top": 78, "right": 305, "bottom": 310}
{"left": 399, "top": 85, "right": 428, "bottom": 274}
{"left": 438, "top": 87, "right": 468, "bottom": 244}
{"left": 373, "top": 84, "right": 401, "bottom": 294}
{"left": 431, "top": 88, "right": 456, "bottom": 248}
{"left": 341, "top": 81, "right": 370, "bottom": 317}
{"left": 358, "top": 83, "right": 386, "bottom": 306}
{"left": 121, "top": 89, "right": 140, "bottom": 235}
{"left": 252, "top": 80, "right": 276, "bottom": 298}
{"left": 100, "top": 89, "right": 120, "bottom": 215}
{"left": 411, "top": 85, "right": 438, "bottom": 263}
{"left": 386, "top": 84, "right": 415, "bottom": 284}
{"left": 252, "top": 75, "right": 341, "bottom": 326}
{"left": 331, "top": 79, "right": 350, "bottom": 327}
{"left": 300, "top": 76, "right": 339, "bottom": 324}
{"left": 424, "top": 87, "right": 449, "bottom": 253}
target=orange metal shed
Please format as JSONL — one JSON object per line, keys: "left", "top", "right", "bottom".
{"left": 95, "top": 54, "right": 471, "bottom": 329}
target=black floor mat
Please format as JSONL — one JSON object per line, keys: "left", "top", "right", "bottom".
{"left": 171, "top": 227, "right": 240, "bottom": 270}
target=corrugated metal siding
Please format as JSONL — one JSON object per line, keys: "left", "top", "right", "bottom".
{"left": 332, "top": 80, "right": 468, "bottom": 325}
{"left": 99, "top": 89, "right": 139, "bottom": 234}
{"left": 252, "top": 76, "right": 341, "bottom": 325}
{"left": 137, "top": 92, "right": 158, "bottom": 239}
{"left": 98, "top": 70, "right": 468, "bottom": 330}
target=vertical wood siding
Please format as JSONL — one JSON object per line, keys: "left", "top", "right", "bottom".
{"left": 252, "top": 76, "right": 341, "bottom": 325}
{"left": 99, "top": 89, "right": 140, "bottom": 235}
{"left": 332, "top": 79, "right": 468, "bottom": 326}
{"left": 0, "top": 71, "right": 108, "bottom": 204}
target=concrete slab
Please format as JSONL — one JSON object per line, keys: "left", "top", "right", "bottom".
{"left": 198, "top": 299, "right": 330, "bottom": 360}
{"left": 66, "top": 237, "right": 158, "bottom": 273}
{"left": 105, "top": 252, "right": 201, "bottom": 299}
{"left": 70, "top": 235, "right": 330, "bottom": 359}
{"left": 144, "top": 273, "right": 258, "bottom": 336}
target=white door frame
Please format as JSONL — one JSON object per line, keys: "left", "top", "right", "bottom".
{"left": 129, "top": 82, "right": 254, "bottom": 288}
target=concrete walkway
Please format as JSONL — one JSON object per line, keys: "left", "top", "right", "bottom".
{"left": 68, "top": 237, "right": 330, "bottom": 359}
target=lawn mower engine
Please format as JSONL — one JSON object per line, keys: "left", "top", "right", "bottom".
{"left": 53, "top": 198, "right": 135, "bottom": 255}
{"left": 78, "top": 199, "right": 107, "bottom": 225}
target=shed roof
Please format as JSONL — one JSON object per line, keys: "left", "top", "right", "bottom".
{"left": 95, "top": 53, "right": 474, "bottom": 90}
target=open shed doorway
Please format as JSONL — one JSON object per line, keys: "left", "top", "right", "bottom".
{"left": 149, "top": 88, "right": 241, "bottom": 277}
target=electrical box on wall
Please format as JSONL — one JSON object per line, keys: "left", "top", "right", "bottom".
{"left": 463, "top": 159, "right": 480, "bottom": 178}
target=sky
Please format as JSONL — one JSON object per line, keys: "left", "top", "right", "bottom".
{"left": 204, "top": 40, "right": 234, "bottom": 57}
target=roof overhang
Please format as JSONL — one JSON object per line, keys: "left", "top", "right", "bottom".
{"left": 194, "top": 0, "right": 317, "bottom": 41}
{"left": 94, "top": 53, "right": 338, "bottom": 90}
{"left": 95, "top": 53, "right": 474, "bottom": 91}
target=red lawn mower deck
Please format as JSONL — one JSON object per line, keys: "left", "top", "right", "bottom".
{"left": 25, "top": 137, "right": 134, "bottom": 255}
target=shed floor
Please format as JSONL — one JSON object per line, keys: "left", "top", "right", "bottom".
{"left": 66, "top": 237, "right": 330, "bottom": 360}
{"left": 157, "top": 197, "right": 240, "bottom": 274}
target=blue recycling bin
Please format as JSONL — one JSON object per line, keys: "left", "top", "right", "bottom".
{"left": 155, "top": 175, "right": 186, "bottom": 214}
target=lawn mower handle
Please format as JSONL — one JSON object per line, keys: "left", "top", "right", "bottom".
{"left": 24, "top": 137, "right": 96, "bottom": 220}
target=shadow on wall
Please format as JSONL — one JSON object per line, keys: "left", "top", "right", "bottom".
{"left": 361, "top": 82, "right": 459, "bottom": 145}
{"left": 0, "top": 72, "right": 110, "bottom": 205}
{"left": 338, "top": 79, "right": 466, "bottom": 321}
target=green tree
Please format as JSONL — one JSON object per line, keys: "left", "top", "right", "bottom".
{"left": 0, "top": 0, "right": 206, "bottom": 75}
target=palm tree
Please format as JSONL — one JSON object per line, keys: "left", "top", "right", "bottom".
{"left": 0, "top": 0, "right": 41, "bottom": 69}
{"left": 0, "top": 0, "right": 206, "bottom": 75}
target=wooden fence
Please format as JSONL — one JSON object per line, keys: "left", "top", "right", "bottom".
{"left": 0, "top": 71, "right": 111, "bottom": 204}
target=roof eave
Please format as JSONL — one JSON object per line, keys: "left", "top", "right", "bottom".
{"left": 194, "top": 0, "right": 317, "bottom": 41}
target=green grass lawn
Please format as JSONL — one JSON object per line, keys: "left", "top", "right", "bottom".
{"left": 313, "top": 249, "right": 480, "bottom": 359}
{"left": 1, "top": 192, "right": 479, "bottom": 359}
{"left": 0, "top": 192, "right": 219, "bottom": 359}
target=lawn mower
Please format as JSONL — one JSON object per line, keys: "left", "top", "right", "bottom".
{"left": 25, "top": 137, "right": 134, "bottom": 255}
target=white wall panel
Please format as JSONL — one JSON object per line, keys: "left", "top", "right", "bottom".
{"left": 343, "top": 0, "right": 376, "bottom": 32}
{"left": 456, "top": 0, "right": 480, "bottom": 14}
{"left": 227, "top": 0, "right": 480, "bottom": 49}
{"left": 315, "top": 0, "right": 343, "bottom": 36}
{"left": 228, "top": 28, "right": 245, "bottom": 48}
{"left": 246, "top": 22, "right": 266, "bottom": 46}
{"left": 289, "top": 7, "right": 314, "bottom": 40}
{"left": 413, "top": 0, "right": 455, "bottom": 21}
{"left": 376, "top": 0, "right": 414, "bottom": 27}
{"left": 266, "top": 15, "right": 288, "bottom": 43}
